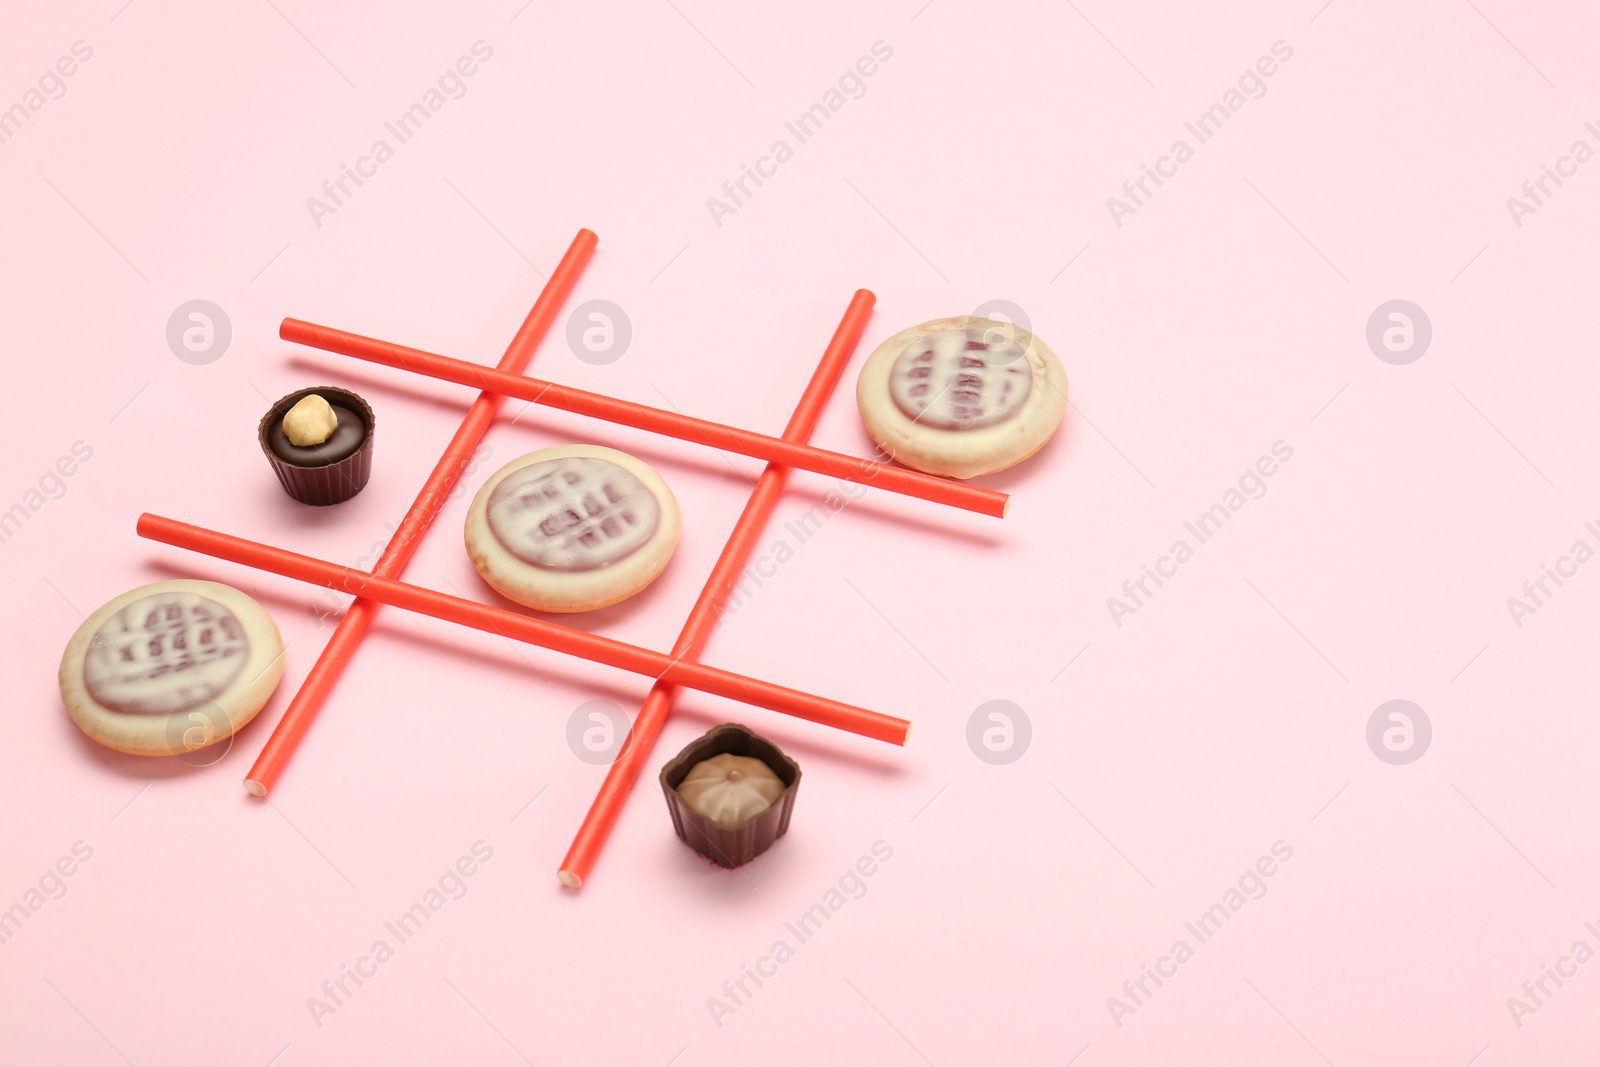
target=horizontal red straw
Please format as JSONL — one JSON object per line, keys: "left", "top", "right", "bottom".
{"left": 244, "top": 228, "right": 597, "bottom": 797}
{"left": 280, "top": 317, "right": 1010, "bottom": 519}
{"left": 559, "top": 288, "right": 874, "bottom": 889}
{"left": 137, "top": 514, "right": 912, "bottom": 746}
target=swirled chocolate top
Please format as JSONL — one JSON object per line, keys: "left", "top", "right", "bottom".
{"left": 676, "top": 753, "right": 786, "bottom": 827}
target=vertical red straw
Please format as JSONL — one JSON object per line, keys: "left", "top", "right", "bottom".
{"left": 244, "top": 228, "right": 598, "bottom": 797}
{"left": 558, "top": 289, "right": 875, "bottom": 888}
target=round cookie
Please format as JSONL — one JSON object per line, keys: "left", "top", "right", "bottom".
{"left": 465, "top": 445, "right": 682, "bottom": 613}
{"left": 856, "top": 316, "right": 1068, "bottom": 479}
{"left": 58, "top": 580, "right": 286, "bottom": 757}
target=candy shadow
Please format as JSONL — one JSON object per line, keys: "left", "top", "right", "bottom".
{"left": 285, "top": 354, "right": 476, "bottom": 418}
{"left": 779, "top": 480, "right": 1006, "bottom": 551}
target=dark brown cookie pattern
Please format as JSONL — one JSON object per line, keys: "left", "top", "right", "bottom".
{"left": 487, "top": 457, "right": 661, "bottom": 572}
{"left": 888, "top": 325, "right": 1033, "bottom": 430}
{"left": 81, "top": 592, "right": 249, "bottom": 715}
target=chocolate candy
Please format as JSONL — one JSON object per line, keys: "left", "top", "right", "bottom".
{"left": 266, "top": 403, "right": 368, "bottom": 466}
{"left": 676, "top": 752, "right": 786, "bottom": 827}
{"left": 660, "top": 723, "right": 801, "bottom": 870}
{"left": 258, "top": 386, "right": 375, "bottom": 505}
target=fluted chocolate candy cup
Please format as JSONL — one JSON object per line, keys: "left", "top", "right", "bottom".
{"left": 661, "top": 723, "right": 801, "bottom": 869}
{"left": 258, "top": 387, "right": 374, "bottom": 506}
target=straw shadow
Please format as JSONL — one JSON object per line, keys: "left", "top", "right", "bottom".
{"left": 456, "top": 559, "right": 681, "bottom": 635}
{"left": 665, "top": 703, "right": 908, "bottom": 780}
{"left": 779, "top": 479, "right": 1006, "bottom": 550}
{"left": 293, "top": 352, "right": 767, "bottom": 491}
{"left": 966, "top": 406, "right": 1076, "bottom": 495}
{"left": 363, "top": 614, "right": 657, "bottom": 707}
{"left": 286, "top": 355, "right": 476, "bottom": 419}
{"left": 144, "top": 557, "right": 332, "bottom": 616}
{"left": 141, "top": 557, "right": 662, "bottom": 708}
{"left": 518, "top": 421, "right": 763, "bottom": 490}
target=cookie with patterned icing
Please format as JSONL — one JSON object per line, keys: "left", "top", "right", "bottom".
{"left": 465, "top": 445, "right": 682, "bottom": 612}
{"left": 58, "top": 580, "right": 286, "bottom": 757}
{"left": 856, "top": 316, "right": 1067, "bottom": 479}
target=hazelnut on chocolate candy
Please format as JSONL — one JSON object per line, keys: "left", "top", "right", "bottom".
{"left": 258, "top": 386, "right": 375, "bottom": 505}
{"left": 282, "top": 394, "right": 337, "bottom": 447}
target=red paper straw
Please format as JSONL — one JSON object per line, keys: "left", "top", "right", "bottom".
{"left": 137, "top": 514, "right": 911, "bottom": 745}
{"left": 558, "top": 289, "right": 876, "bottom": 889}
{"left": 243, "top": 229, "right": 598, "bottom": 797}
{"left": 280, "top": 317, "right": 1009, "bottom": 519}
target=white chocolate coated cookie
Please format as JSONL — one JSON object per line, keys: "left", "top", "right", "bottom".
{"left": 465, "top": 445, "right": 682, "bottom": 612}
{"left": 58, "top": 580, "right": 286, "bottom": 757}
{"left": 856, "top": 316, "right": 1068, "bottom": 479}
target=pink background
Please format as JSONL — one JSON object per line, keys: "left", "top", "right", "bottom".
{"left": 2, "top": 0, "right": 1595, "bottom": 1063}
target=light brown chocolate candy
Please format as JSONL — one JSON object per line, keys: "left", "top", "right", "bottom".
{"left": 676, "top": 753, "right": 786, "bottom": 828}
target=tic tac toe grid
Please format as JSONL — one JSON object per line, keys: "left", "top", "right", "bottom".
{"left": 139, "top": 228, "right": 1012, "bottom": 888}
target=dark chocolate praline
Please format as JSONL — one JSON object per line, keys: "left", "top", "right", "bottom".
{"left": 266, "top": 403, "right": 367, "bottom": 467}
